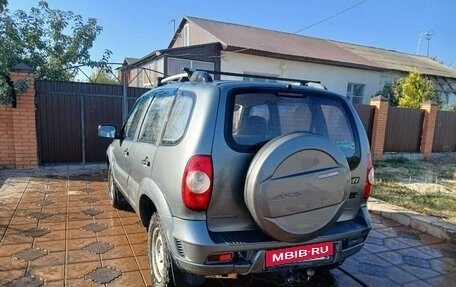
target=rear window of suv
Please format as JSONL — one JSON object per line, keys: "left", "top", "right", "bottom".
{"left": 229, "top": 88, "right": 360, "bottom": 168}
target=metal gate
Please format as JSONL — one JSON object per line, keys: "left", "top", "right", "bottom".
{"left": 35, "top": 80, "right": 149, "bottom": 164}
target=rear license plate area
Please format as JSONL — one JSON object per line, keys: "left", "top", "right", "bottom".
{"left": 265, "top": 242, "right": 333, "bottom": 268}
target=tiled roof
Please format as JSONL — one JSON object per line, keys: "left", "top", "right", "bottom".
{"left": 184, "top": 16, "right": 456, "bottom": 78}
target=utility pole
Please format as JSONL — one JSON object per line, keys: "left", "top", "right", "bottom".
{"left": 425, "top": 30, "right": 434, "bottom": 57}
{"left": 169, "top": 19, "right": 176, "bottom": 33}
{"left": 416, "top": 32, "right": 423, "bottom": 55}
{"left": 122, "top": 68, "right": 128, "bottom": 121}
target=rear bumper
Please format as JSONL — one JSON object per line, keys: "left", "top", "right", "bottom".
{"left": 167, "top": 207, "right": 371, "bottom": 276}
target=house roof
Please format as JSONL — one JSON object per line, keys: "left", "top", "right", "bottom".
{"left": 332, "top": 42, "right": 456, "bottom": 78}
{"left": 123, "top": 57, "right": 139, "bottom": 66}
{"left": 175, "top": 16, "right": 456, "bottom": 78}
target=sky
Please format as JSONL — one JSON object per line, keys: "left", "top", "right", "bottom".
{"left": 7, "top": 0, "right": 456, "bottom": 71}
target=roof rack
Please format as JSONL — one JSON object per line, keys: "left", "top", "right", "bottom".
{"left": 158, "top": 68, "right": 326, "bottom": 89}
{"left": 157, "top": 71, "right": 191, "bottom": 86}
{"left": 196, "top": 69, "right": 326, "bottom": 89}
{"left": 158, "top": 68, "right": 214, "bottom": 86}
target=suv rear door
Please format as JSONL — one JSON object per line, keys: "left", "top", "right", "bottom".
{"left": 208, "top": 87, "right": 361, "bottom": 234}
{"left": 128, "top": 88, "right": 176, "bottom": 203}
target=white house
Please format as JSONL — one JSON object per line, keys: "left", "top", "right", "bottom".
{"left": 123, "top": 16, "right": 456, "bottom": 105}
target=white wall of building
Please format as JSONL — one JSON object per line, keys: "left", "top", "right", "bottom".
{"left": 129, "top": 69, "right": 140, "bottom": 87}
{"left": 221, "top": 52, "right": 400, "bottom": 104}
{"left": 129, "top": 58, "right": 165, "bottom": 88}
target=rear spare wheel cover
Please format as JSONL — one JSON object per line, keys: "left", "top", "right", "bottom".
{"left": 244, "top": 133, "right": 351, "bottom": 243}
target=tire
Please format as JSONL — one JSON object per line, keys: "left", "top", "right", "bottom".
{"left": 244, "top": 133, "right": 351, "bottom": 243}
{"left": 147, "top": 213, "right": 206, "bottom": 287}
{"left": 148, "top": 213, "right": 173, "bottom": 287}
{"left": 107, "top": 166, "right": 124, "bottom": 209}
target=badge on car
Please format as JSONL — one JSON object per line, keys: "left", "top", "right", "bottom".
{"left": 265, "top": 242, "right": 333, "bottom": 267}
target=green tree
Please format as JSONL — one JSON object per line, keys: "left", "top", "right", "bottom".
{"left": 0, "top": 0, "right": 111, "bottom": 106}
{"left": 396, "top": 71, "right": 441, "bottom": 109}
{"left": 444, "top": 104, "right": 456, "bottom": 112}
{"left": 0, "top": 0, "right": 7, "bottom": 13}
{"left": 88, "top": 68, "right": 119, "bottom": 84}
{"left": 375, "top": 81, "right": 401, "bottom": 107}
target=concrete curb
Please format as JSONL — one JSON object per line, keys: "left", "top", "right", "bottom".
{"left": 368, "top": 197, "right": 456, "bottom": 244}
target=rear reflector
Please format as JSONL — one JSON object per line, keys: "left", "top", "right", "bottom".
{"left": 364, "top": 155, "right": 374, "bottom": 199}
{"left": 207, "top": 253, "right": 233, "bottom": 264}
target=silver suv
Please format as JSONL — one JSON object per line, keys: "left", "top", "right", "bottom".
{"left": 99, "top": 70, "right": 373, "bottom": 286}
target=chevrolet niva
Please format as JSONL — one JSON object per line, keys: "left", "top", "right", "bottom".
{"left": 98, "top": 70, "right": 373, "bottom": 286}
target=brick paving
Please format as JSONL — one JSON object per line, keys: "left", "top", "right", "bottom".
{"left": 0, "top": 165, "right": 455, "bottom": 287}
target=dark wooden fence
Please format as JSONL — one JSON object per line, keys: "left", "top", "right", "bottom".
{"left": 34, "top": 81, "right": 456, "bottom": 165}
{"left": 384, "top": 107, "right": 424, "bottom": 153}
{"left": 36, "top": 80, "right": 149, "bottom": 164}
{"left": 433, "top": 110, "right": 456, "bottom": 152}
{"left": 354, "top": 104, "right": 375, "bottom": 143}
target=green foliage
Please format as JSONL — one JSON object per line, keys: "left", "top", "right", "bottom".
{"left": 88, "top": 68, "right": 119, "bottom": 84}
{"left": 0, "top": 0, "right": 110, "bottom": 106}
{"left": 375, "top": 81, "right": 401, "bottom": 106}
{"left": 0, "top": 0, "right": 7, "bottom": 13}
{"left": 396, "top": 71, "right": 441, "bottom": 109}
{"left": 0, "top": 79, "right": 13, "bottom": 106}
{"left": 443, "top": 104, "right": 456, "bottom": 112}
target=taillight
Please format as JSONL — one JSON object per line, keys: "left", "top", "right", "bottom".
{"left": 182, "top": 155, "right": 213, "bottom": 211}
{"left": 364, "top": 155, "right": 374, "bottom": 199}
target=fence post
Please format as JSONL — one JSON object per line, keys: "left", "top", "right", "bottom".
{"left": 370, "top": 96, "right": 389, "bottom": 161}
{"left": 9, "top": 64, "right": 38, "bottom": 168}
{"left": 420, "top": 101, "right": 438, "bottom": 159}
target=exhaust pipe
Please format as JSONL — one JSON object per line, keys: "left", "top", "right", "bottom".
{"left": 284, "top": 268, "right": 315, "bottom": 286}
{"left": 306, "top": 268, "right": 315, "bottom": 281}
{"left": 285, "top": 270, "right": 300, "bottom": 286}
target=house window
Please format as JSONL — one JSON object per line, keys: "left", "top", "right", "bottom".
{"left": 346, "top": 83, "right": 365, "bottom": 104}
{"left": 183, "top": 24, "right": 190, "bottom": 46}
{"left": 167, "top": 57, "right": 214, "bottom": 75}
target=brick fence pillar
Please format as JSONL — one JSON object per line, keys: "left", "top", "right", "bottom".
{"left": 370, "top": 96, "right": 389, "bottom": 161}
{"left": 0, "top": 100, "right": 15, "bottom": 167}
{"left": 420, "top": 101, "right": 438, "bottom": 160}
{"left": 1, "top": 64, "right": 38, "bottom": 168}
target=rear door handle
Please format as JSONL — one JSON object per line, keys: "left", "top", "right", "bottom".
{"left": 123, "top": 148, "right": 129, "bottom": 156}
{"left": 141, "top": 157, "right": 151, "bottom": 167}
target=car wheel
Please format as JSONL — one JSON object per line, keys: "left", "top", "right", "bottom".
{"left": 148, "top": 212, "right": 205, "bottom": 287}
{"left": 148, "top": 213, "right": 173, "bottom": 287}
{"left": 108, "top": 166, "right": 124, "bottom": 209}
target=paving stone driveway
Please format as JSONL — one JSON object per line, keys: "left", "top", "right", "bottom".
{"left": 0, "top": 165, "right": 455, "bottom": 287}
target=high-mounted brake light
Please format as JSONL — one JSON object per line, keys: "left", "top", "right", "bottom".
{"left": 182, "top": 155, "right": 213, "bottom": 211}
{"left": 364, "top": 155, "right": 374, "bottom": 199}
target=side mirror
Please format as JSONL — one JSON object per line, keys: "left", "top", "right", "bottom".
{"left": 98, "top": 124, "right": 117, "bottom": 139}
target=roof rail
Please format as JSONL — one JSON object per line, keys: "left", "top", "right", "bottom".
{"left": 157, "top": 72, "right": 189, "bottom": 86}
{"left": 158, "top": 69, "right": 326, "bottom": 89}
{"left": 157, "top": 68, "right": 193, "bottom": 86}
{"left": 196, "top": 69, "right": 326, "bottom": 89}
{"left": 158, "top": 68, "right": 215, "bottom": 86}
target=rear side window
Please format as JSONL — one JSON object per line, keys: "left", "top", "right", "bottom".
{"left": 230, "top": 89, "right": 360, "bottom": 167}
{"left": 122, "top": 94, "right": 152, "bottom": 140}
{"left": 138, "top": 89, "right": 175, "bottom": 144}
{"left": 162, "top": 91, "right": 195, "bottom": 144}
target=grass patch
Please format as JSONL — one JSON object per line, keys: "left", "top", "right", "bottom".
{"left": 373, "top": 155, "right": 456, "bottom": 223}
